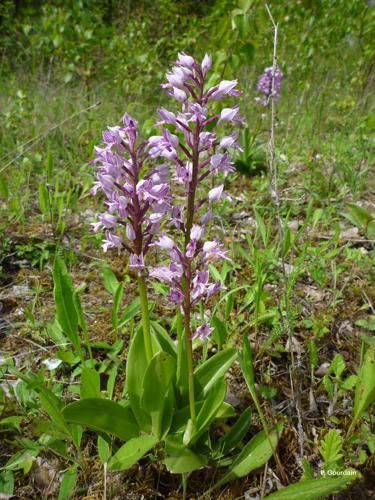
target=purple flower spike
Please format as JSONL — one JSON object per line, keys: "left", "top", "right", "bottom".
{"left": 256, "top": 65, "right": 283, "bottom": 106}
{"left": 149, "top": 52, "right": 242, "bottom": 337}
{"left": 91, "top": 112, "right": 171, "bottom": 270}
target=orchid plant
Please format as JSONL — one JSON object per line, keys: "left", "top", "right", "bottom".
{"left": 61, "top": 53, "right": 283, "bottom": 497}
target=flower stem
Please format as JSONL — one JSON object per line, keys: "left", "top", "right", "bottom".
{"left": 183, "top": 263, "right": 196, "bottom": 426}
{"left": 182, "top": 123, "right": 201, "bottom": 427}
{"left": 137, "top": 276, "right": 153, "bottom": 364}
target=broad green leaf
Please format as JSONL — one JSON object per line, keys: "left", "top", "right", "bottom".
{"left": 164, "top": 436, "right": 207, "bottom": 474}
{"left": 171, "top": 401, "right": 204, "bottom": 433}
{"left": 218, "top": 407, "right": 252, "bottom": 456}
{"left": 62, "top": 398, "right": 139, "bottom": 441}
{"left": 98, "top": 435, "right": 111, "bottom": 464}
{"left": 151, "top": 321, "right": 177, "bottom": 359}
{"left": 194, "top": 349, "right": 237, "bottom": 399}
{"left": 265, "top": 473, "right": 361, "bottom": 499}
{"left": 108, "top": 435, "right": 158, "bottom": 471}
{"left": 69, "top": 424, "right": 83, "bottom": 450}
{"left": 0, "top": 470, "right": 14, "bottom": 495}
{"left": 344, "top": 203, "right": 373, "bottom": 230}
{"left": 320, "top": 429, "right": 343, "bottom": 466}
{"left": 213, "top": 423, "right": 283, "bottom": 489}
{"left": 192, "top": 379, "right": 227, "bottom": 442}
{"left": 80, "top": 368, "right": 100, "bottom": 399}
{"left": 53, "top": 257, "right": 83, "bottom": 359}
{"left": 5, "top": 448, "right": 40, "bottom": 473}
{"left": 330, "top": 354, "right": 346, "bottom": 378}
{"left": 216, "top": 402, "right": 236, "bottom": 419}
{"left": 141, "top": 351, "right": 176, "bottom": 438}
{"left": 125, "top": 326, "right": 152, "bottom": 432}
{"left": 38, "top": 387, "right": 70, "bottom": 436}
{"left": 353, "top": 346, "right": 375, "bottom": 427}
{"left": 102, "top": 267, "right": 120, "bottom": 295}
{"left": 58, "top": 468, "right": 77, "bottom": 500}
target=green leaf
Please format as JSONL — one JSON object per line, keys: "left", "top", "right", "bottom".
{"left": 194, "top": 349, "right": 237, "bottom": 399}
{"left": 38, "top": 387, "right": 70, "bottom": 436}
{"left": 117, "top": 298, "right": 141, "bottom": 328}
{"left": 192, "top": 379, "right": 227, "bottom": 442}
{"left": 238, "top": 42, "right": 255, "bottom": 64}
{"left": 353, "top": 346, "right": 375, "bottom": 427}
{"left": 218, "top": 407, "right": 252, "bottom": 456}
{"left": 0, "top": 470, "right": 14, "bottom": 496}
{"left": 214, "top": 424, "right": 283, "bottom": 489}
{"left": 344, "top": 203, "right": 373, "bottom": 231}
{"left": 108, "top": 435, "right": 158, "bottom": 471}
{"left": 111, "top": 283, "right": 124, "bottom": 329}
{"left": 233, "top": 13, "right": 251, "bottom": 39}
{"left": 80, "top": 368, "right": 100, "bottom": 399}
{"left": 367, "top": 220, "right": 375, "bottom": 239}
{"left": 312, "top": 208, "right": 323, "bottom": 229}
{"left": 320, "top": 429, "right": 343, "bottom": 466}
{"left": 62, "top": 398, "right": 139, "bottom": 441}
{"left": 53, "top": 257, "right": 83, "bottom": 359}
{"left": 125, "top": 326, "right": 151, "bottom": 432}
{"left": 0, "top": 176, "right": 9, "bottom": 200}
{"left": 309, "top": 340, "right": 318, "bottom": 370}
{"left": 212, "top": 315, "right": 227, "bottom": 349}
{"left": 102, "top": 267, "right": 120, "bottom": 295}
{"left": 98, "top": 435, "right": 111, "bottom": 464}
{"left": 265, "top": 473, "right": 361, "bottom": 499}
{"left": 150, "top": 321, "right": 177, "bottom": 359}
{"left": 240, "top": 335, "right": 255, "bottom": 388}
{"left": 330, "top": 354, "right": 346, "bottom": 379}
{"left": 225, "top": 293, "right": 235, "bottom": 321}
{"left": 58, "top": 468, "right": 77, "bottom": 500}
{"left": 141, "top": 351, "right": 176, "bottom": 438}
{"left": 38, "top": 183, "right": 50, "bottom": 215}
{"left": 107, "top": 365, "right": 118, "bottom": 399}
{"left": 164, "top": 436, "right": 207, "bottom": 474}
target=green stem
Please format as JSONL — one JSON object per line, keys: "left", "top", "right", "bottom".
{"left": 137, "top": 276, "right": 153, "bottom": 364}
{"left": 182, "top": 472, "right": 188, "bottom": 500}
{"left": 183, "top": 267, "right": 196, "bottom": 426}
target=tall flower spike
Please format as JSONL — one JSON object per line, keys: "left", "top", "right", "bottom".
{"left": 91, "top": 112, "right": 171, "bottom": 269}
{"left": 148, "top": 53, "right": 241, "bottom": 425}
{"left": 149, "top": 53, "right": 240, "bottom": 342}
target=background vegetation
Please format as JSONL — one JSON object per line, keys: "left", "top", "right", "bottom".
{"left": 0, "top": 0, "right": 374, "bottom": 498}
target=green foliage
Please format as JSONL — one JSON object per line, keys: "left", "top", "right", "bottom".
{"left": 62, "top": 398, "right": 139, "bottom": 441}
{"left": 265, "top": 473, "right": 361, "bottom": 500}
{"left": 108, "top": 435, "right": 158, "bottom": 471}
{"left": 320, "top": 429, "right": 343, "bottom": 470}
